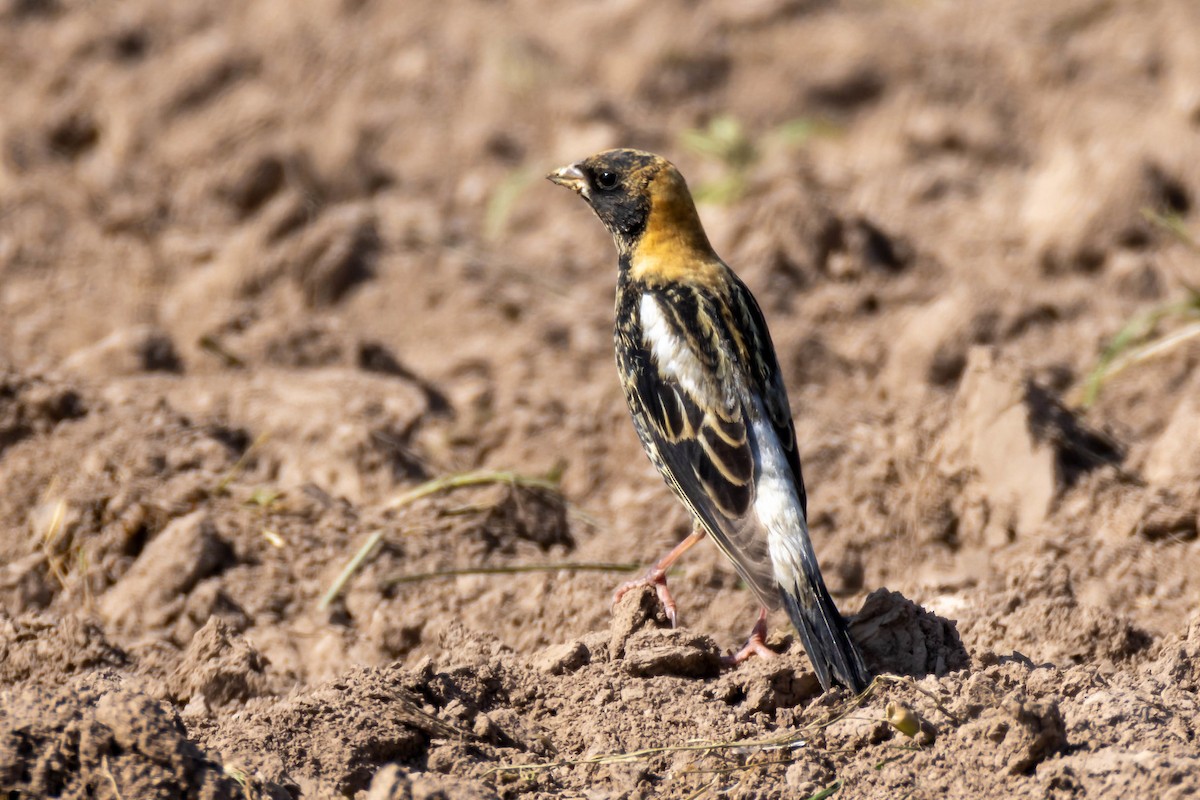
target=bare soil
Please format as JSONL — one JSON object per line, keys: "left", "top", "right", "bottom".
{"left": 2, "top": 1, "right": 1199, "bottom": 798}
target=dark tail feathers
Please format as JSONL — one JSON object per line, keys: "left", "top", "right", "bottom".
{"left": 780, "top": 575, "right": 871, "bottom": 693}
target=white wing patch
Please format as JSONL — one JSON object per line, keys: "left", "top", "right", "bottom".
{"left": 640, "top": 293, "right": 710, "bottom": 402}
{"left": 749, "top": 406, "right": 817, "bottom": 600}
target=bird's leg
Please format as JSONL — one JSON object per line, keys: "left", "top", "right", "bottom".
{"left": 612, "top": 526, "right": 706, "bottom": 627}
{"left": 722, "top": 607, "right": 777, "bottom": 666}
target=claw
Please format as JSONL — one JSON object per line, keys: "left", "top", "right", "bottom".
{"left": 611, "top": 527, "right": 706, "bottom": 628}
{"left": 721, "top": 607, "right": 777, "bottom": 667}
{"left": 612, "top": 568, "right": 679, "bottom": 627}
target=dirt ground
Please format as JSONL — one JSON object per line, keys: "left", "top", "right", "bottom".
{"left": 2, "top": 0, "right": 1200, "bottom": 797}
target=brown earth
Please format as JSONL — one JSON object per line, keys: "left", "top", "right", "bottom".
{"left": 2, "top": 0, "right": 1200, "bottom": 798}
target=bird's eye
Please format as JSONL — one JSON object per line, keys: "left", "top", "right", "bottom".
{"left": 595, "top": 170, "right": 619, "bottom": 190}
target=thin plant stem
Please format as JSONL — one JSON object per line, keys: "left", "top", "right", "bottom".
{"left": 320, "top": 469, "right": 563, "bottom": 609}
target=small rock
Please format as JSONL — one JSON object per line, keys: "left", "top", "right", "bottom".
{"left": 179, "top": 694, "right": 210, "bottom": 720}
{"left": 785, "top": 762, "right": 818, "bottom": 792}
{"left": 472, "top": 712, "right": 501, "bottom": 741}
{"left": 734, "top": 664, "right": 823, "bottom": 713}
{"left": 619, "top": 685, "right": 645, "bottom": 702}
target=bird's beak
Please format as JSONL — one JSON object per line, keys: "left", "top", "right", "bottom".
{"left": 547, "top": 162, "right": 589, "bottom": 199}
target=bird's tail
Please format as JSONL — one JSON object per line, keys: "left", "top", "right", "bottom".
{"left": 778, "top": 564, "right": 871, "bottom": 694}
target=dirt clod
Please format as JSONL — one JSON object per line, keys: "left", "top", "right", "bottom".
{"left": 608, "top": 584, "right": 671, "bottom": 660}
{"left": 535, "top": 639, "right": 590, "bottom": 675}
{"left": 366, "top": 763, "right": 500, "bottom": 800}
{"left": 168, "top": 617, "right": 268, "bottom": 708}
{"left": 222, "top": 665, "right": 460, "bottom": 796}
{"left": 0, "top": 611, "right": 126, "bottom": 685}
{"left": 0, "top": 679, "right": 239, "bottom": 799}
{"left": 852, "top": 588, "right": 970, "bottom": 678}
{"left": 961, "top": 695, "right": 1068, "bottom": 775}
{"left": 100, "top": 510, "right": 234, "bottom": 635}
{"left": 622, "top": 628, "right": 723, "bottom": 678}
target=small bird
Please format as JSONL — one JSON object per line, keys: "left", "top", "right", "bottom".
{"left": 548, "top": 149, "right": 870, "bottom": 693}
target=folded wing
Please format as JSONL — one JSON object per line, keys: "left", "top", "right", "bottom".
{"left": 621, "top": 285, "right": 781, "bottom": 609}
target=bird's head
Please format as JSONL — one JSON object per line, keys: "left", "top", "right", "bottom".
{"left": 548, "top": 149, "right": 714, "bottom": 270}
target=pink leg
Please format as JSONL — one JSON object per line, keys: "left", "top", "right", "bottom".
{"left": 612, "top": 527, "right": 706, "bottom": 627}
{"left": 722, "top": 607, "right": 777, "bottom": 666}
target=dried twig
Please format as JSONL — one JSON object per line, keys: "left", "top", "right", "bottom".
{"left": 386, "top": 562, "right": 641, "bottom": 587}
{"left": 382, "top": 469, "right": 559, "bottom": 512}
{"left": 319, "top": 469, "right": 562, "bottom": 609}
{"left": 486, "top": 680, "right": 877, "bottom": 777}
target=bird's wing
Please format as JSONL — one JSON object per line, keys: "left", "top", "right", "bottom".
{"left": 621, "top": 282, "right": 783, "bottom": 608}
{"left": 725, "top": 272, "right": 807, "bottom": 518}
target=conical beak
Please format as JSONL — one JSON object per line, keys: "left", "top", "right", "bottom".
{"left": 547, "top": 162, "right": 589, "bottom": 198}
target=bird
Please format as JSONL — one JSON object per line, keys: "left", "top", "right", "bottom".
{"left": 548, "top": 148, "right": 871, "bottom": 693}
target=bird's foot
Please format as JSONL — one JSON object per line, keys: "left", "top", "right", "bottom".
{"left": 722, "top": 608, "right": 776, "bottom": 667}
{"left": 722, "top": 636, "right": 777, "bottom": 667}
{"left": 611, "top": 528, "right": 706, "bottom": 629}
{"left": 612, "top": 567, "right": 678, "bottom": 628}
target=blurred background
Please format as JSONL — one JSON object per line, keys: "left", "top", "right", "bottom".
{"left": 1, "top": 0, "right": 1199, "bottom": 797}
